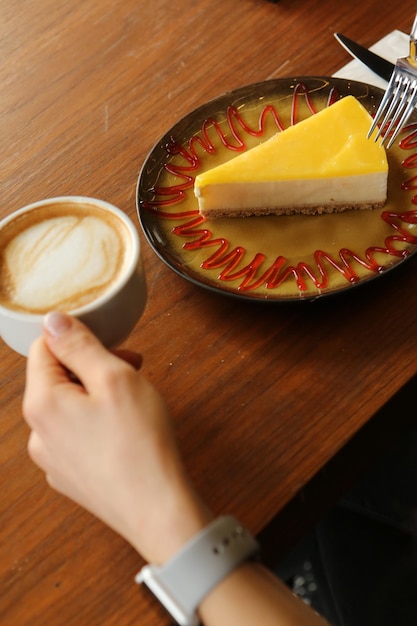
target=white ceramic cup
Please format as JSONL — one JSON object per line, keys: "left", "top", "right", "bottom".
{"left": 0, "top": 196, "right": 147, "bottom": 356}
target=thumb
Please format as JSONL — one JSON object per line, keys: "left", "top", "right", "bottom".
{"left": 42, "top": 312, "right": 120, "bottom": 388}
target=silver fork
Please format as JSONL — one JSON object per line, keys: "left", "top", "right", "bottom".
{"left": 368, "top": 13, "right": 417, "bottom": 148}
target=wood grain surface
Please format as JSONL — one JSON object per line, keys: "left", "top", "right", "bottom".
{"left": 1, "top": 1, "right": 417, "bottom": 624}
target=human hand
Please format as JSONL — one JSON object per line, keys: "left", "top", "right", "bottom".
{"left": 23, "top": 312, "right": 212, "bottom": 564}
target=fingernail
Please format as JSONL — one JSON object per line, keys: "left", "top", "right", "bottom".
{"left": 43, "top": 311, "right": 72, "bottom": 337}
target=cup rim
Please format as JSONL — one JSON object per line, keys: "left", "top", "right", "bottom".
{"left": 0, "top": 196, "right": 140, "bottom": 320}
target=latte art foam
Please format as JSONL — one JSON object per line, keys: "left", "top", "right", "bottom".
{"left": 0, "top": 208, "right": 131, "bottom": 314}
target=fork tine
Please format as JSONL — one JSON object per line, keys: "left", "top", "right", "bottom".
{"left": 379, "top": 78, "right": 413, "bottom": 144}
{"left": 368, "top": 77, "right": 397, "bottom": 138}
{"left": 386, "top": 81, "right": 417, "bottom": 148}
{"left": 368, "top": 74, "right": 417, "bottom": 147}
{"left": 368, "top": 12, "right": 417, "bottom": 149}
{"left": 370, "top": 75, "right": 410, "bottom": 142}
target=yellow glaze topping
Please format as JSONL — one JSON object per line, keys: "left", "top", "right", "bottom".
{"left": 194, "top": 96, "right": 387, "bottom": 184}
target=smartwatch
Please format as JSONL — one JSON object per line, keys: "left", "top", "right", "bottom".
{"left": 135, "top": 515, "right": 260, "bottom": 626}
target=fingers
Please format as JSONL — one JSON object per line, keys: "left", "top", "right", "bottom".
{"left": 24, "top": 313, "right": 143, "bottom": 426}
{"left": 24, "top": 312, "right": 143, "bottom": 432}
{"left": 27, "top": 430, "right": 48, "bottom": 469}
{"left": 41, "top": 312, "right": 132, "bottom": 390}
{"left": 23, "top": 335, "right": 74, "bottom": 430}
{"left": 27, "top": 430, "right": 73, "bottom": 497}
{"left": 26, "top": 334, "right": 69, "bottom": 390}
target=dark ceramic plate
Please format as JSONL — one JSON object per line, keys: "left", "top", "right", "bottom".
{"left": 137, "top": 76, "right": 417, "bottom": 302}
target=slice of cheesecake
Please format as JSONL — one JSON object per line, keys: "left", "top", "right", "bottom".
{"left": 194, "top": 95, "right": 388, "bottom": 219}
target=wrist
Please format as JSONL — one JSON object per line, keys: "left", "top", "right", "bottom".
{"left": 150, "top": 492, "right": 214, "bottom": 565}
{"left": 129, "top": 481, "right": 214, "bottom": 565}
{"left": 136, "top": 516, "right": 260, "bottom": 626}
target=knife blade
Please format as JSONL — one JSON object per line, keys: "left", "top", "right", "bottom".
{"left": 334, "top": 33, "right": 394, "bottom": 82}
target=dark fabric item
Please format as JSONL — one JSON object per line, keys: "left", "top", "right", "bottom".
{"left": 314, "top": 507, "right": 417, "bottom": 626}
{"left": 338, "top": 421, "right": 417, "bottom": 537}
{"left": 274, "top": 421, "right": 417, "bottom": 626}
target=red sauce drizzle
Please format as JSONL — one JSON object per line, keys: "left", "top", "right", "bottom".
{"left": 140, "top": 84, "right": 417, "bottom": 295}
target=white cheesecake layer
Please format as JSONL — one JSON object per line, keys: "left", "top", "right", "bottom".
{"left": 196, "top": 172, "right": 387, "bottom": 218}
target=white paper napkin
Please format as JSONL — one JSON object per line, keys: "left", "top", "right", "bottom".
{"left": 333, "top": 30, "right": 409, "bottom": 88}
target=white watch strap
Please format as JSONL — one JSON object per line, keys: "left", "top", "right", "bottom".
{"left": 135, "top": 516, "right": 259, "bottom": 626}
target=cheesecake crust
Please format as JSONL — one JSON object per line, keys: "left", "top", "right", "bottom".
{"left": 200, "top": 201, "right": 386, "bottom": 219}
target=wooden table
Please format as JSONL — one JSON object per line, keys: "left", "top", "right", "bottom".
{"left": 1, "top": 1, "right": 417, "bottom": 624}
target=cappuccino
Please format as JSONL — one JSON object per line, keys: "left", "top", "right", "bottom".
{"left": 0, "top": 196, "right": 146, "bottom": 356}
{"left": 0, "top": 200, "right": 132, "bottom": 314}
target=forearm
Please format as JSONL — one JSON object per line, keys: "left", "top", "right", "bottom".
{"left": 23, "top": 316, "right": 330, "bottom": 626}
{"left": 199, "top": 561, "right": 330, "bottom": 626}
